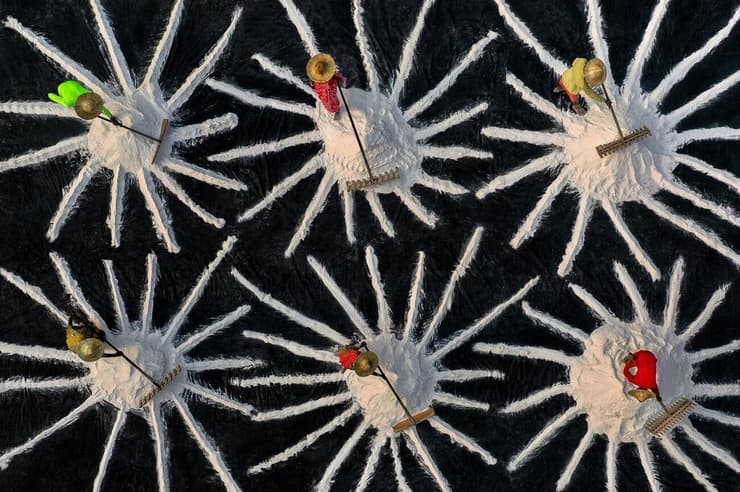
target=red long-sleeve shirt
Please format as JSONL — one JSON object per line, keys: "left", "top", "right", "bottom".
{"left": 313, "top": 72, "right": 346, "bottom": 114}
{"left": 623, "top": 350, "right": 660, "bottom": 397}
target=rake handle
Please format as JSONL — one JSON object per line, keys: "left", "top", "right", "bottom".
{"left": 104, "top": 339, "right": 161, "bottom": 389}
{"left": 98, "top": 116, "right": 162, "bottom": 143}
{"left": 601, "top": 84, "right": 624, "bottom": 138}
{"left": 376, "top": 366, "right": 416, "bottom": 424}
{"left": 337, "top": 83, "right": 375, "bottom": 180}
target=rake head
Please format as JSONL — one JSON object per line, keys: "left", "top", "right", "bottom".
{"left": 137, "top": 365, "right": 183, "bottom": 407}
{"left": 596, "top": 126, "right": 651, "bottom": 157}
{"left": 392, "top": 407, "right": 435, "bottom": 433}
{"left": 345, "top": 168, "right": 400, "bottom": 192}
{"left": 645, "top": 398, "right": 695, "bottom": 438}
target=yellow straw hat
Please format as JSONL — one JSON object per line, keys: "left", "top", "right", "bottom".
{"left": 584, "top": 58, "right": 607, "bottom": 87}
{"left": 306, "top": 53, "right": 337, "bottom": 83}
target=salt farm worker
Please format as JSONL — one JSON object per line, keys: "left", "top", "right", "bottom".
{"left": 623, "top": 350, "right": 661, "bottom": 402}
{"left": 48, "top": 80, "right": 113, "bottom": 119}
{"left": 338, "top": 345, "right": 362, "bottom": 371}
{"left": 554, "top": 58, "right": 609, "bottom": 115}
{"left": 307, "top": 53, "right": 346, "bottom": 118}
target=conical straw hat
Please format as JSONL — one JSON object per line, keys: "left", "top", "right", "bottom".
{"left": 584, "top": 58, "right": 607, "bottom": 87}
{"left": 307, "top": 53, "right": 337, "bottom": 83}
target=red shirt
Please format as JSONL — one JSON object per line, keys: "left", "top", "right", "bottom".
{"left": 313, "top": 72, "right": 346, "bottom": 114}
{"left": 338, "top": 347, "right": 360, "bottom": 369}
{"left": 623, "top": 350, "right": 660, "bottom": 397}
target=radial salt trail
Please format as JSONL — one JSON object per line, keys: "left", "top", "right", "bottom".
{"left": 568, "top": 283, "right": 620, "bottom": 326}
{"left": 352, "top": 0, "right": 378, "bottom": 94}
{"left": 250, "top": 54, "right": 315, "bottom": 96}
{"left": 365, "top": 191, "right": 396, "bottom": 237}
{"left": 508, "top": 407, "right": 580, "bottom": 472}
{"left": 0, "top": 378, "right": 82, "bottom": 394}
{"left": 253, "top": 394, "right": 353, "bottom": 423}
{"left": 556, "top": 430, "right": 594, "bottom": 491}
{"left": 402, "top": 251, "right": 426, "bottom": 342}
{"left": 135, "top": 168, "right": 179, "bottom": 253}
{"left": 510, "top": 172, "right": 568, "bottom": 248}
{"left": 0, "top": 341, "right": 79, "bottom": 364}
{"left": 474, "top": 343, "right": 573, "bottom": 366}
{"left": 433, "top": 391, "right": 489, "bottom": 411}
{"left": 141, "top": 253, "right": 158, "bottom": 334}
{"left": 558, "top": 194, "right": 593, "bottom": 277}
{"left": 47, "top": 161, "right": 100, "bottom": 241}
{"left": 152, "top": 169, "right": 226, "bottom": 228}
{"left": 606, "top": 438, "right": 618, "bottom": 492}
{"left": 416, "top": 103, "right": 489, "bottom": 141}
{"left": 391, "top": 0, "right": 436, "bottom": 103}
{"left": 149, "top": 403, "right": 170, "bottom": 492}
{"left": 188, "top": 358, "right": 263, "bottom": 373}
{"left": 365, "top": 247, "right": 392, "bottom": 333}
{"left": 390, "top": 435, "right": 412, "bottom": 492}
{"left": 0, "top": 101, "right": 76, "bottom": 117}
{"left": 92, "top": 410, "right": 127, "bottom": 492}
{"left": 208, "top": 131, "right": 321, "bottom": 162}
{"left": 341, "top": 188, "right": 356, "bottom": 243}
{"left": 622, "top": 0, "right": 670, "bottom": 99}
{"left": 602, "top": 200, "right": 660, "bottom": 281}
{"left": 103, "top": 260, "right": 130, "bottom": 331}
{"left": 613, "top": 263, "right": 650, "bottom": 324}
{"left": 679, "top": 284, "right": 730, "bottom": 342}
{"left": 660, "top": 437, "right": 718, "bottom": 492}
{"left": 355, "top": 432, "right": 385, "bottom": 492}
{"left": 405, "top": 428, "right": 451, "bottom": 492}
{"left": 502, "top": 384, "right": 571, "bottom": 414}
{"left": 143, "top": 0, "right": 183, "bottom": 87}
{"left": 636, "top": 439, "right": 660, "bottom": 492}
{"left": 107, "top": 166, "right": 126, "bottom": 247}
{"left": 522, "top": 302, "right": 587, "bottom": 343}
{"left": 0, "top": 268, "right": 66, "bottom": 323}
{"left": 316, "top": 419, "right": 370, "bottom": 491}
{"left": 476, "top": 152, "right": 562, "bottom": 199}
{"left": 0, "top": 136, "right": 87, "bottom": 173}
{"left": 242, "top": 330, "right": 336, "bottom": 363}
{"left": 206, "top": 79, "right": 315, "bottom": 117}
{"left": 232, "top": 373, "right": 343, "bottom": 388}
{"left": 89, "top": 0, "right": 134, "bottom": 95}
{"left": 428, "top": 417, "right": 497, "bottom": 465}
{"left": 184, "top": 383, "right": 256, "bottom": 418}
{"left": 285, "top": 172, "right": 336, "bottom": 257}
{"left": 277, "top": 0, "right": 320, "bottom": 56}
{"left": 681, "top": 422, "right": 740, "bottom": 473}
{"left": 50, "top": 252, "right": 108, "bottom": 332}
{"left": 662, "top": 257, "right": 685, "bottom": 335}
{"left": 176, "top": 305, "right": 251, "bottom": 354}
{"left": 172, "top": 114, "right": 239, "bottom": 144}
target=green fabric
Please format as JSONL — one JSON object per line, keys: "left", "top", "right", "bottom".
{"left": 561, "top": 58, "right": 605, "bottom": 103}
{"left": 48, "top": 80, "right": 113, "bottom": 118}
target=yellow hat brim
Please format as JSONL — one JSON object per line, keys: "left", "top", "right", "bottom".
{"left": 307, "top": 53, "right": 337, "bottom": 83}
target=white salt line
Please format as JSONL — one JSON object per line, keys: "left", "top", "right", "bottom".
{"left": 186, "top": 357, "right": 262, "bottom": 372}
{"left": 556, "top": 430, "right": 594, "bottom": 491}
{"left": 251, "top": 53, "right": 314, "bottom": 96}
{"left": 184, "top": 383, "right": 255, "bottom": 417}
{"left": 437, "top": 369, "right": 504, "bottom": 382}
{"left": 206, "top": 79, "right": 314, "bottom": 117}
{"left": 143, "top": 0, "right": 183, "bottom": 87}
{"left": 679, "top": 284, "right": 730, "bottom": 343}
{"left": 404, "top": 31, "right": 497, "bottom": 120}
{"left": 162, "top": 157, "right": 247, "bottom": 191}
{"left": 636, "top": 438, "right": 660, "bottom": 492}
{"left": 510, "top": 172, "right": 568, "bottom": 248}
{"left": 167, "top": 7, "right": 243, "bottom": 111}
{"left": 307, "top": 255, "right": 373, "bottom": 339}
{"left": 232, "top": 268, "right": 347, "bottom": 345}
{"left": 508, "top": 406, "right": 580, "bottom": 471}
{"left": 606, "top": 438, "right": 618, "bottom": 492}
{"left": 429, "top": 416, "right": 496, "bottom": 465}
{"left": 4, "top": 17, "right": 114, "bottom": 100}
{"left": 352, "top": 0, "right": 378, "bottom": 93}
{"left": 249, "top": 405, "right": 359, "bottom": 475}
{"left": 356, "top": 432, "right": 386, "bottom": 492}
{"left": 173, "top": 396, "right": 239, "bottom": 492}
{"left": 568, "top": 283, "right": 621, "bottom": 326}
{"left": 365, "top": 191, "right": 396, "bottom": 237}
{"left": 557, "top": 194, "right": 594, "bottom": 277}
{"left": 317, "top": 419, "right": 370, "bottom": 490}
{"left": 341, "top": 188, "right": 356, "bottom": 244}
{"left": 390, "top": 435, "right": 412, "bottom": 492}
{"left": 674, "top": 127, "right": 740, "bottom": 148}
{"left": 622, "top": 0, "right": 670, "bottom": 100}
{"left": 614, "top": 262, "right": 651, "bottom": 324}
{"left": 163, "top": 236, "right": 236, "bottom": 342}
{"left": 505, "top": 72, "right": 564, "bottom": 122}
{"left": 395, "top": 188, "right": 438, "bottom": 226}
{"left": 50, "top": 252, "right": 108, "bottom": 332}
{"left": 176, "top": 305, "right": 251, "bottom": 353}
{"left": 148, "top": 402, "right": 170, "bottom": 492}
{"left": 151, "top": 168, "right": 226, "bottom": 228}
{"left": 673, "top": 153, "right": 740, "bottom": 194}
{"left": 681, "top": 421, "right": 740, "bottom": 472}
{"left": 285, "top": 171, "right": 336, "bottom": 257}
{"left": 690, "top": 340, "right": 740, "bottom": 364}
{"left": 694, "top": 384, "right": 740, "bottom": 398}
{"left": 404, "top": 427, "right": 451, "bottom": 492}
{"left": 417, "top": 173, "right": 468, "bottom": 195}
{"left": 642, "top": 196, "right": 740, "bottom": 266}
{"left": 92, "top": 410, "right": 126, "bottom": 492}
{"left": 662, "top": 257, "right": 685, "bottom": 336}
{"left": 603, "top": 199, "right": 661, "bottom": 281}
{"left": 238, "top": 155, "right": 324, "bottom": 222}
{"left": 475, "top": 152, "right": 562, "bottom": 199}
{"left": 403, "top": 252, "right": 425, "bottom": 342}
{"left": 433, "top": 391, "right": 489, "bottom": 411}
{"left": 242, "top": 330, "right": 336, "bottom": 363}
{"left": 420, "top": 227, "right": 482, "bottom": 349}
{"left": 416, "top": 102, "right": 488, "bottom": 142}
{"left": 134, "top": 168, "right": 179, "bottom": 253}
{"left": 231, "top": 373, "right": 342, "bottom": 388}
{"left": 0, "top": 101, "right": 76, "bottom": 117}
{"left": 431, "top": 276, "right": 539, "bottom": 361}
{"left": 172, "top": 113, "right": 238, "bottom": 144}
{"left": 490, "top": 0, "right": 567, "bottom": 74}
{"left": 391, "top": 0, "right": 436, "bottom": 104}
{"left": 89, "top": 0, "right": 133, "bottom": 95}
{"left": 0, "top": 396, "right": 99, "bottom": 470}
{"left": 365, "top": 246, "right": 392, "bottom": 333}
{"left": 584, "top": 0, "right": 613, "bottom": 91}
{"left": 0, "top": 378, "right": 82, "bottom": 394}
{"left": 693, "top": 405, "right": 740, "bottom": 428}
{"left": 208, "top": 130, "right": 321, "bottom": 162}
{"left": 502, "top": 384, "right": 571, "bottom": 414}
{"left": 0, "top": 341, "right": 79, "bottom": 364}
{"left": 667, "top": 70, "right": 740, "bottom": 127}
{"left": 0, "top": 268, "right": 66, "bottom": 324}
{"left": 140, "top": 253, "right": 157, "bottom": 334}
{"left": 47, "top": 160, "right": 100, "bottom": 241}
{"left": 102, "top": 260, "right": 130, "bottom": 331}
{"left": 660, "top": 436, "right": 718, "bottom": 492}
{"left": 420, "top": 144, "right": 492, "bottom": 161}
{"left": 651, "top": 7, "right": 740, "bottom": 104}
{"left": 277, "top": 0, "right": 319, "bottom": 56}
{"left": 482, "top": 126, "right": 562, "bottom": 146}
{"left": 0, "top": 136, "right": 87, "bottom": 173}
{"left": 522, "top": 301, "right": 587, "bottom": 343}
{"left": 254, "top": 393, "right": 353, "bottom": 422}
{"left": 662, "top": 178, "right": 740, "bottom": 228}
{"left": 474, "top": 342, "right": 573, "bottom": 367}
{"left": 107, "top": 165, "right": 127, "bottom": 248}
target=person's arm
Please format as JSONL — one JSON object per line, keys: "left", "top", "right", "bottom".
{"left": 623, "top": 360, "right": 638, "bottom": 381}
{"left": 582, "top": 85, "right": 606, "bottom": 103}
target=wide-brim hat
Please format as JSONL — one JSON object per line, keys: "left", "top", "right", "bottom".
{"left": 584, "top": 58, "right": 607, "bottom": 87}
{"left": 307, "top": 53, "right": 337, "bottom": 83}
